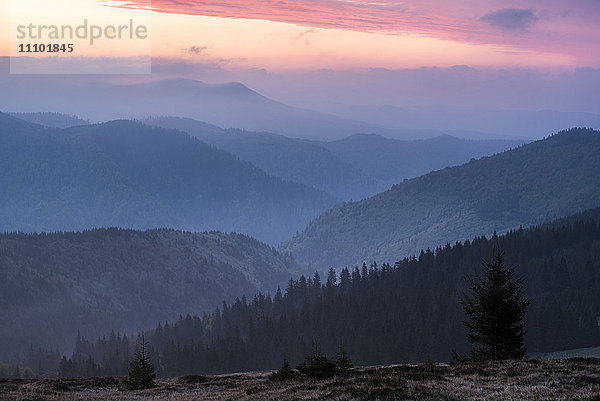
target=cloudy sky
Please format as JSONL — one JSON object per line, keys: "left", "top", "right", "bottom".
{"left": 1, "top": 0, "right": 599, "bottom": 115}
{"left": 103, "top": 0, "right": 600, "bottom": 69}
{"left": 3, "top": 0, "right": 599, "bottom": 69}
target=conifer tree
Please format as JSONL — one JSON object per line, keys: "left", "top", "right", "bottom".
{"left": 460, "top": 249, "right": 532, "bottom": 360}
{"left": 124, "top": 335, "right": 156, "bottom": 390}
{"left": 268, "top": 358, "right": 296, "bottom": 381}
{"left": 297, "top": 345, "right": 337, "bottom": 379}
{"left": 336, "top": 346, "right": 353, "bottom": 371}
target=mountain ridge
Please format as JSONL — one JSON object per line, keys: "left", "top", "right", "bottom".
{"left": 284, "top": 127, "right": 600, "bottom": 268}
{"left": 143, "top": 116, "right": 525, "bottom": 200}
{"left": 0, "top": 112, "right": 336, "bottom": 244}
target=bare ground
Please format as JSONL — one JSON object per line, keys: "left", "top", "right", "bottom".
{"left": 2, "top": 358, "right": 600, "bottom": 401}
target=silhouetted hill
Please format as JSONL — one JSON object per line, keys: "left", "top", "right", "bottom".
{"left": 284, "top": 128, "right": 600, "bottom": 268}
{"left": 0, "top": 228, "right": 299, "bottom": 357}
{"left": 0, "top": 113, "right": 336, "bottom": 243}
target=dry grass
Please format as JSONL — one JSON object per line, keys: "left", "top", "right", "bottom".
{"left": 2, "top": 359, "right": 600, "bottom": 400}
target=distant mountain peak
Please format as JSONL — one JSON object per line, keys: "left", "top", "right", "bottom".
{"left": 138, "top": 78, "right": 209, "bottom": 88}
{"left": 126, "top": 78, "right": 265, "bottom": 99}
{"left": 336, "top": 133, "right": 387, "bottom": 142}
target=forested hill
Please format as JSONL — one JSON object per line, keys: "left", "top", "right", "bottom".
{"left": 0, "top": 112, "right": 336, "bottom": 244}
{"left": 58, "top": 207, "right": 600, "bottom": 377}
{"left": 142, "top": 116, "right": 379, "bottom": 201}
{"left": 0, "top": 228, "right": 299, "bottom": 358}
{"left": 144, "top": 116, "right": 523, "bottom": 201}
{"left": 319, "top": 133, "right": 525, "bottom": 192}
{"left": 284, "top": 128, "right": 600, "bottom": 268}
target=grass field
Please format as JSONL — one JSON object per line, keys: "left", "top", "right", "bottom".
{"left": 535, "top": 346, "right": 600, "bottom": 360}
{"left": 2, "top": 358, "right": 600, "bottom": 400}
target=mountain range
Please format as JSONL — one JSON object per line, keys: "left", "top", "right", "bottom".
{"left": 284, "top": 128, "right": 600, "bottom": 268}
{"left": 2, "top": 74, "right": 598, "bottom": 140}
{"left": 143, "top": 116, "right": 524, "bottom": 200}
{"left": 0, "top": 77, "right": 394, "bottom": 140}
{"left": 0, "top": 112, "right": 335, "bottom": 244}
{"left": 8, "top": 112, "right": 524, "bottom": 202}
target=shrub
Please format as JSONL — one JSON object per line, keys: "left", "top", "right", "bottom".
{"left": 297, "top": 351, "right": 337, "bottom": 379}
{"left": 336, "top": 347, "right": 354, "bottom": 372}
{"left": 269, "top": 360, "right": 297, "bottom": 382}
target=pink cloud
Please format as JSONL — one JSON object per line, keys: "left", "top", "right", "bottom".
{"left": 101, "top": 0, "right": 481, "bottom": 37}
{"left": 100, "top": 0, "right": 600, "bottom": 66}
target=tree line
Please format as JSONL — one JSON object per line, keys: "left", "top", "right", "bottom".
{"left": 4, "top": 208, "right": 599, "bottom": 378}
{"left": 44, "top": 209, "right": 600, "bottom": 378}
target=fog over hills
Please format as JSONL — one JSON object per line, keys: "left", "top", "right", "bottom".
{"left": 320, "top": 133, "right": 526, "bottom": 192}
{"left": 142, "top": 116, "right": 380, "bottom": 200}
{"left": 2, "top": 72, "right": 598, "bottom": 141}
{"left": 317, "top": 104, "right": 600, "bottom": 140}
{"left": 0, "top": 112, "right": 335, "bottom": 244}
{"left": 144, "top": 116, "right": 525, "bottom": 200}
{"left": 0, "top": 76, "right": 394, "bottom": 140}
{"left": 284, "top": 128, "right": 600, "bottom": 269}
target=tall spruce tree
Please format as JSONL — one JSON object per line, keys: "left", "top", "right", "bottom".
{"left": 460, "top": 249, "right": 532, "bottom": 360}
{"left": 124, "top": 335, "right": 156, "bottom": 390}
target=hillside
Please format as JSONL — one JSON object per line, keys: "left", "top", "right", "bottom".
{"left": 284, "top": 128, "right": 600, "bottom": 268}
{"left": 0, "top": 113, "right": 336, "bottom": 244}
{"left": 0, "top": 228, "right": 299, "bottom": 358}
{"left": 58, "top": 207, "right": 600, "bottom": 376}
{"left": 321, "top": 133, "right": 525, "bottom": 191}
{"left": 144, "top": 117, "right": 523, "bottom": 200}
{"left": 142, "top": 117, "right": 378, "bottom": 200}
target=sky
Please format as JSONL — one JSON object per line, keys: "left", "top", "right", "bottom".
{"left": 0, "top": 0, "right": 599, "bottom": 117}
{"left": 117, "top": 0, "right": 600, "bottom": 69}
{"left": 2, "top": 0, "right": 599, "bottom": 69}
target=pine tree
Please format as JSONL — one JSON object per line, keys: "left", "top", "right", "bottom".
{"left": 460, "top": 249, "right": 532, "bottom": 361}
{"left": 336, "top": 346, "right": 353, "bottom": 371}
{"left": 124, "top": 335, "right": 156, "bottom": 390}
